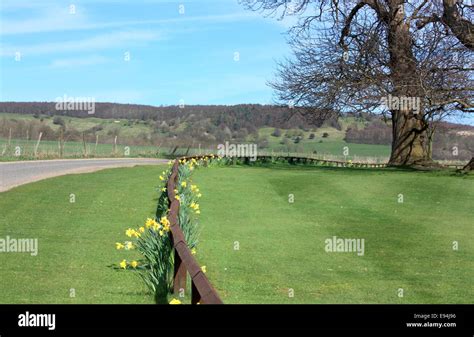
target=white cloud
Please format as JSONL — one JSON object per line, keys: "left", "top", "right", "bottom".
{"left": 1, "top": 5, "right": 261, "bottom": 36}
{"left": 0, "top": 4, "right": 89, "bottom": 35}
{"left": 1, "top": 30, "right": 163, "bottom": 56}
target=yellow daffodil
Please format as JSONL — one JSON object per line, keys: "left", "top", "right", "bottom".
{"left": 125, "top": 241, "right": 134, "bottom": 250}
{"left": 138, "top": 226, "right": 145, "bottom": 233}
{"left": 161, "top": 187, "right": 167, "bottom": 192}
{"left": 159, "top": 230, "right": 165, "bottom": 236}
{"left": 181, "top": 181, "right": 187, "bottom": 188}
{"left": 175, "top": 195, "right": 181, "bottom": 202}
{"left": 160, "top": 216, "right": 170, "bottom": 226}
{"left": 168, "top": 160, "right": 173, "bottom": 165}
{"left": 145, "top": 218, "right": 157, "bottom": 228}
{"left": 191, "top": 248, "right": 197, "bottom": 255}
{"left": 195, "top": 210, "right": 201, "bottom": 215}
{"left": 120, "top": 259, "right": 127, "bottom": 269}
{"left": 201, "top": 266, "right": 207, "bottom": 273}
{"left": 116, "top": 242, "right": 124, "bottom": 250}
{"left": 159, "top": 175, "right": 164, "bottom": 181}
{"left": 190, "top": 202, "right": 196, "bottom": 209}
{"left": 197, "top": 193, "right": 202, "bottom": 198}
{"left": 189, "top": 165, "right": 194, "bottom": 171}
{"left": 131, "top": 260, "right": 138, "bottom": 268}
{"left": 190, "top": 184, "right": 197, "bottom": 191}
{"left": 125, "top": 228, "right": 134, "bottom": 237}
{"left": 169, "top": 298, "right": 182, "bottom": 305}
{"left": 132, "top": 230, "right": 140, "bottom": 238}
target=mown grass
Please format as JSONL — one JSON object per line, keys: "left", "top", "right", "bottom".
{"left": 0, "top": 165, "right": 167, "bottom": 303}
{"left": 192, "top": 164, "right": 473, "bottom": 303}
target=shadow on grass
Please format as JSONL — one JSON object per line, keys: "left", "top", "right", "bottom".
{"left": 107, "top": 264, "right": 169, "bottom": 304}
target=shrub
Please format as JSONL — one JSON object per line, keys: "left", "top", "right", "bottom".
{"left": 53, "top": 116, "right": 65, "bottom": 126}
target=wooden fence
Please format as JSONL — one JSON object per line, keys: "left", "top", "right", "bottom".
{"left": 166, "top": 156, "right": 223, "bottom": 304}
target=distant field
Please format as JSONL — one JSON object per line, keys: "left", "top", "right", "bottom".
{"left": 0, "top": 112, "right": 390, "bottom": 161}
{"left": 257, "top": 124, "right": 391, "bottom": 160}
{"left": 0, "top": 112, "right": 153, "bottom": 139}
{"left": 0, "top": 138, "right": 206, "bottom": 161}
{"left": 0, "top": 138, "right": 156, "bottom": 158}
{"left": 3, "top": 112, "right": 468, "bottom": 163}
{"left": 193, "top": 165, "right": 474, "bottom": 303}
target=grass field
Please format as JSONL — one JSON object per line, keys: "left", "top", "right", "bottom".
{"left": 0, "top": 166, "right": 166, "bottom": 303}
{"left": 0, "top": 138, "right": 207, "bottom": 161}
{"left": 256, "top": 122, "right": 391, "bottom": 160}
{"left": 1, "top": 163, "right": 472, "bottom": 304}
{"left": 192, "top": 164, "right": 474, "bottom": 303}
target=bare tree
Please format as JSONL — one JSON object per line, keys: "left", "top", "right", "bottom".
{"left": 242, "top": 0, "right": 473, "bottom": 166}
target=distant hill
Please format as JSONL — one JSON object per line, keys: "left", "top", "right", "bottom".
{"left": 0, "top": 102, "right": 472, "bottom": 161}
{"left": 0, "top": 101, "right": 328, "bottom": 130}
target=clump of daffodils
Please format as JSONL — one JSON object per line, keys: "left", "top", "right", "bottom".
{"left": 115, "top": 155, "right": 219, "bottom": 301}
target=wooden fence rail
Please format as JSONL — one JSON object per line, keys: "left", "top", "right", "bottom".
{"left": 166, "top": 156, "right": 223, "bottom": 304}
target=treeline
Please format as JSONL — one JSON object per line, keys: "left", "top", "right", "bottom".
{"left": 344, "top": 120, "right": 392, "bottom": 145}
{"left": 0, "top": 102, "right": 321, "bottom": 130}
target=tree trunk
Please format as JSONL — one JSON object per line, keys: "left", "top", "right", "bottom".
{"left": 389, "top": 112, "right": 430, "bottom": 166}
{"left": 387, "top": 1, "right": 432, "bottom": 167}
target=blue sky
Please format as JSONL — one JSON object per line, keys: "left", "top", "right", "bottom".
{"left": 0, "top": 0, "right": 295, "bottom": 105}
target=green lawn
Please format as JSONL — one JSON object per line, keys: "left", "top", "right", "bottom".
{"left": 0, "top": 166, "right": 166, "bottom": 303}
{"left": 192, "top": 164, "right": 474, "bottom": 303}
{"left": 1, "top": 162, "right": 472, "bottom": 304}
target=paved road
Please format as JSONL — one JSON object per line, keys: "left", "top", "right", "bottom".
{"left": 0, "top": 158, "right": 167, "bottom": 192}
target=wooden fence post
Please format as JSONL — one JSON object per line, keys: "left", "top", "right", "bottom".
{"left": 113, "top": 136, "right": 117, "bottom": 155}
{"left": 173, "top": 248, "right": 187, "bottom": 294}
{"left": 82, "top": 132, "right": 88, "bottom": 157}
{"left": 34, "top": 132, "right": 43, "bottom": 157}
{"left": 191, "top": 281, "right": 201, "bottom": 304}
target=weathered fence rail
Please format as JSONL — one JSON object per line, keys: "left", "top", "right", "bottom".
{"left": 238, "top": 154, "right": 467, "bottom": 169}
{"left": 242, "top": 154, "right": 388, "bottom": 168}
{"left": 166, "top": 156, "right": 223, "bottom": 304}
